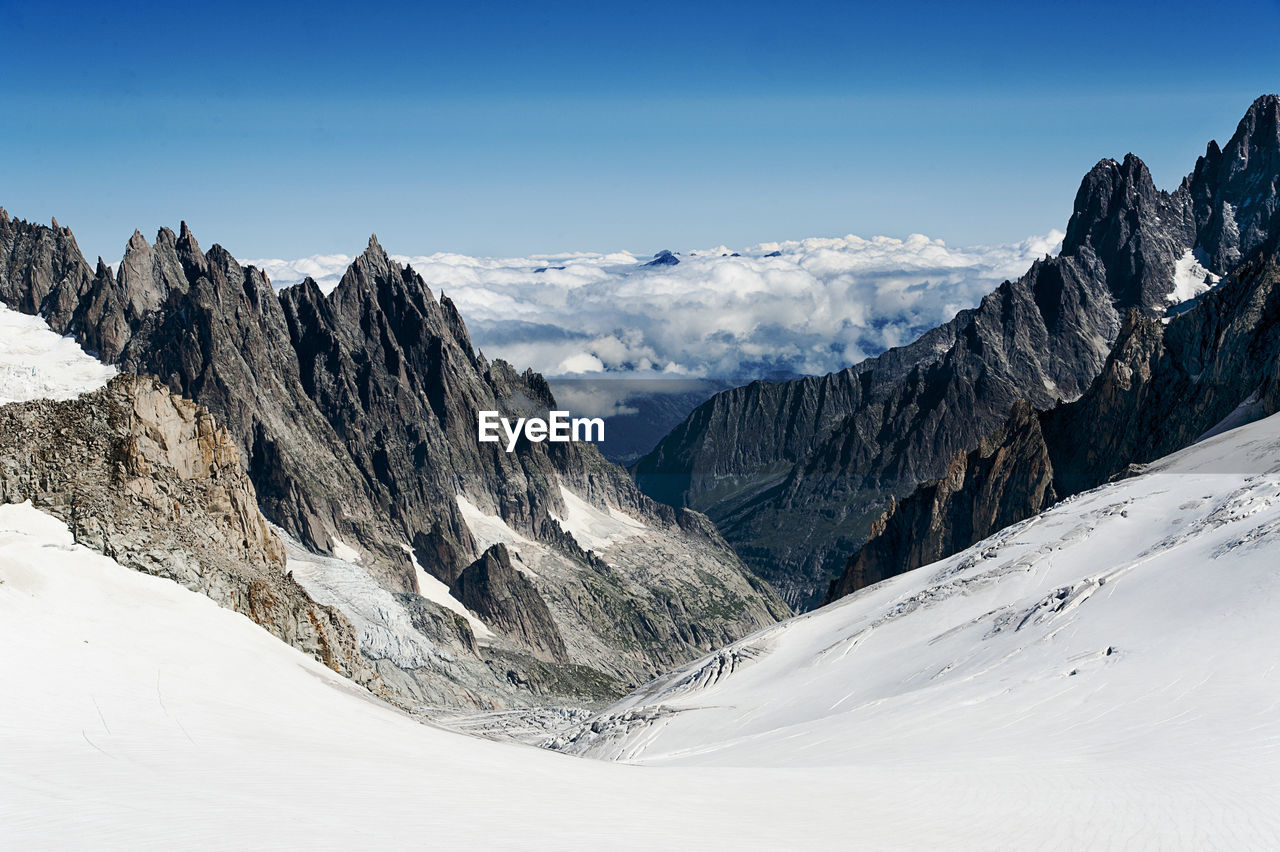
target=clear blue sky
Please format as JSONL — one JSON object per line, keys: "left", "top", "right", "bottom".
{"left": 3, "top": 0, "right": 1278, "bottom": 262}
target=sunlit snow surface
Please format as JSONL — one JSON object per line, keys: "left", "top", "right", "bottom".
{"left": 1168, "top": 249, "right": 1220, "bottom": 304}
{"left": 551, "top": 485, "right": 647, "bottom": 551}
{"left": 554, "top": 411, "right": 1280, "bottom": 829}
{"left": 3, "top": 412, "right": 1280, "bottom": 845}
{"left": 0, "top": 304, "right": 115, "bottom": 404}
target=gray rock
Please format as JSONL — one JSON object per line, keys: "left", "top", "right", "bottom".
{"left": 451, "top": 544, "right": 569, "bottom": 663}
{"left": 643, "top": 250, "right": 680, "bottom": 267}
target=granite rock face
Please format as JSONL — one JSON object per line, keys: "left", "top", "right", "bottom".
{"left": 0, "top": 214, "right": 788, "bottom": 708}
{"left": 828, "top": 226, "right": 1280, "bottom": 603}
{"left": 0, "top": 374, "right": 378, "bottom": 688}
{"left": 831, "top": 401, "right": 1056, "bottom": 597}
{"left": 451, "top": 544, "right": 569, "bottom": 663}
{"left": 636, "top": 95, "right": 1280, "bottom": 609}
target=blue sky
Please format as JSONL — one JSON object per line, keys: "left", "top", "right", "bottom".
{"left": 3, "top": 0, "right": 1279, "bottom": 262}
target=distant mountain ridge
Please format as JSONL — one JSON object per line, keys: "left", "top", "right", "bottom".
{"left": 829, "top": 218, "right": 1280, "bottom": 602}
{"left": 634, "top": 94, "right": 1280, "bottom": 609}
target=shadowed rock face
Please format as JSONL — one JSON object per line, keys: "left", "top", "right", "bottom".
{"left": 830, "top": 401, "right": 1057, "bottom": 599}
{"left": 0, "top": 214, "right": 788, "bottom": 707}
{"left": 451, "top": 544, "right": 569, "bottom": 663}
{"left": 635, "top": 95, "right": 1280, "bottom": 610}
{"left": 0, "top": 374, "right": 378, "bottom": 688}
{"left": 828, "top": 227, "right": 1280, "bottom": 604}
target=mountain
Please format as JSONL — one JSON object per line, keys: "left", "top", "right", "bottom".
{"left": 828, "top": 207, "right": 1280, "bottom": 602}
{"left": 547, "top": 409, "right": 1280, "bottom": 848}
{"left": 0, "top": 215, "right": 788, "bottom": 709}
{"left": 633, "top": 95, "right": 1280, "bottom": 609}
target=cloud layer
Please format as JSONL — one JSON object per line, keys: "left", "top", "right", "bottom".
{"left": 246, "top": 231, "right": 1062, "bottom": 415}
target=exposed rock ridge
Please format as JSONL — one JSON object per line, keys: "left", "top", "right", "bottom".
{"left": 0, "top": 373, "right": 378, "bottom": 688}
{"left": 635, "top": 95, "right": 1280, "bottom": 609}
{"left": 450, "top": 544, "right": 569, "bottom": 663}
{"left": 827, "top": 228, "right": 1280, "bottom": 603}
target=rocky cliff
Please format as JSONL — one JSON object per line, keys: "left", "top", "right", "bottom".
{"left": 828, "top": 224, "right": 1280, "bottom": 603}
{"left": 0, "top": 373, "right": 378, "bottom": 687}
{"left": 635, "top": 94, "right": 1280, "bottom": 609}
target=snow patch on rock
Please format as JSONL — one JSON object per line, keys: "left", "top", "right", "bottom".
{"left": 399, "top": 543, "right": 494, "bottom": 640}
{"left": 1168, "top": 249, "right": 1220, "bottom": 304}
{"left": 552, "top": 485, "right": 647, "bottom": 552}
{"left": 0, "top": 304, "right": 116, "bottom": 405}
{"left": 455, "top": 495, "right": 536, "bottom": 553}
{"left": 277, "top": 529, "right": 443, "bottom": 668}
{"left": 330, "top": 538, "right": 362, "bottom": 563}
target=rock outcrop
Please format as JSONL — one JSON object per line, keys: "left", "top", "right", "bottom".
{"left": 643, "top": 250, "right": 679, "bottom": 267}
{"left": 635, "top": 94, "right": 1280, "bottom": 609}
{"left": 0, "top": 373, "right": 378, "bottom": 687}
{"left": 451, "top": 544, "right": 569, "bottom": 663}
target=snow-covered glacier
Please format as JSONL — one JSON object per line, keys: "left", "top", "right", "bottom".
{"left": 3, "top": 414, "right": 1279, "bottom": 846}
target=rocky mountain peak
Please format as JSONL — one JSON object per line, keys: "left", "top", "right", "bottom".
{"left": 175, "top": 220, "right": 208, "bottom": 279}
{"left": 1232, "top": 93, "right": 1280, "bottom": 154}
{"left": 634, "top": 97, "right": 1280, "bottom": 608}
{"left": 1180, "top": 94, "right": 1280, "bottom": 276}
{"left": 644, "top": 249, "right": 680, "bottom": 267}
{"left": 1062, "top": 153, "right": 1159, "bottom": 258}
{"left": 330, "top": 232, "right": 403, "bottom": 301}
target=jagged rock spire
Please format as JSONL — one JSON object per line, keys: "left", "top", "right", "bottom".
{"left": 175, "top": 220, "right": 207, "bottom": 278}
{"left": 1230, "top": 93, "right": 1280, "bottom": 153}
{"left": 1062, "top": 153, "right": 1159, "bottom": 258}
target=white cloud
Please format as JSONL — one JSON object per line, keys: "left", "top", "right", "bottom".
{"left": 243, "top": 230, "right": 1063, "bottom": 385}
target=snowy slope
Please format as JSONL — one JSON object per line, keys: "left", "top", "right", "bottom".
{"left": 554, "top": 412, "right": 1280, "bottom": 803}
{"left": 0, "top": 304, "right": 116, "bottom": 404}
{"left": 0, "top": 500, "right": 1132, "bottom": 851}
{"left": 3, "top": 423, "right": 1280, "bottom": 846}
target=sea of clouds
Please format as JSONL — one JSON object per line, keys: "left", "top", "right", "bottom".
{"left": 245, "top": 230, "right": 1062, "bottom": 418}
